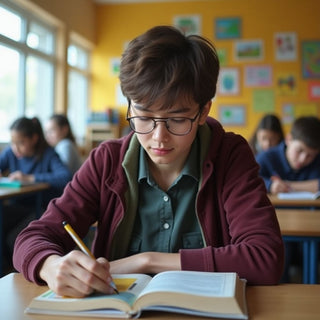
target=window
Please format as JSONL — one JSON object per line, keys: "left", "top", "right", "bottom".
{"left": 0, "top": 1, "right": 55, "bottom": 143}
{"left": 67, "top": 43, "right": 90, "bottom": 145}
{"left": 0, "top": 1, "right": 92, "bottom": 147}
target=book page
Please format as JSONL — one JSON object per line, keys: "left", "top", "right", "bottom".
{"left": 138, "top": 271, "right": 236, "bottom": 298}
{"left": 27, "top": 274, "right": 152, "bottom": 314}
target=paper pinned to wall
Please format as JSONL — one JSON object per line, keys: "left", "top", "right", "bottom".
{"left": 252, "top": 89, "right": 275, "bottom": 112}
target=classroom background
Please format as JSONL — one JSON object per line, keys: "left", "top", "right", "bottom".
{"left": 2, "top": 0, "right": 320, "bottom": 148}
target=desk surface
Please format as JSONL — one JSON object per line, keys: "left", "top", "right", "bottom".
{"left": 276, "top": 208, "right": 320, "bottom": 237}
{"left": 0, "top": 273, "right": 319, "bottom": 320}
{"left": 0, "top": 183, "right": 50, "bottom": 199}
{"left": 269, "top": 194, "right": 320, "bottom": 207}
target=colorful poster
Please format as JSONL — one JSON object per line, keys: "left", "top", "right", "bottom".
{"left": 245, "top": 65, "right": 272, "bottom": 87}
{"left": 234, "top": 40, "right": 264, "bottom": 61}
{"left": 252, "top": 89, "right": 275, "bottom": 112}
{"left": 281, "top": 103, "right": 295, "bottom": 125}
{"left": 217, "top": 68, "right": 240, "bottom": 95}
{"left": 215, "top": 17, "right": 241, "bottom": 39}
{"left": 219, "top": 105, "right": 246, "bottom": 126}
{"left": 302, "top": 41, "right": 320, "bottom": 78}
{"left": 110, "top": 58, "right": 120, "bottom": 76}
{"left": 173, "top": 15, "right": 201, "bottom": 36}
{"left": 308, "top": 81, "right": 320, "bottom": 100}
{"left": 274, "top": 32, "right": 297, "bottom": 61}
{"left": 217, "top": 49, "right": 227, "bottom": 66}
{"left": 276, "top": 73, "right": 297, "bottom": 95}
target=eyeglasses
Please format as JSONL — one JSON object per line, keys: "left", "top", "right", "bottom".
{"left": 126, "top": 109, "right": 201, "bottom": 136}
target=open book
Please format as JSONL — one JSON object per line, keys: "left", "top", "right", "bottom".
{"left": 0, "top": 177, "right": 34, "bottom": 188}
{"left": 25, "top": 271, "right": 248, "bottom": 319}
{"left": 277, "top": 191, "right": 320, "bottom": 200}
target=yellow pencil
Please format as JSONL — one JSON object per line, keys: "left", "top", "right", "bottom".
{"left": 62, "top": 221, "right": 119, "bottom": 294}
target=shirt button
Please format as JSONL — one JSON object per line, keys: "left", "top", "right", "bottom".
{"left": 163, "top": 222, "right": 170, "bottom": 229}
{"left": 163, "top": 195, "right": 169, "bottom": 202}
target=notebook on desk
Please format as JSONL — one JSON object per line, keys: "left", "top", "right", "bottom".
{"left": 277, "top": 191, "right": 320, "bottom": 200}
{"left": 0, "top": 177, "right": 35, "bottom": 188}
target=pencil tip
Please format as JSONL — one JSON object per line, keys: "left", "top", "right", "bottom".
{"left": 62, "top": 221, "right": 67, "bottom": 226}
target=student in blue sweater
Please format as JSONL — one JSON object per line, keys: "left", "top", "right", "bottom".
{"left": 256, "top": 116, "right": 320, "bottom": 282}
{"left": 256, "top": 116, "right": 320, "bottom": 195}
{"left": 0, "top": 116, "right": 72, "bottom": 272}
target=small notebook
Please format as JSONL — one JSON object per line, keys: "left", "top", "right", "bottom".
{"left": 277, "top": 191, "right": 320, "bottom": 200}
{"left": 0, "top": 177, "right": 34, "bottom": 188}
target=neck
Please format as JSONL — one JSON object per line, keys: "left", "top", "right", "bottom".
{"left": 148, "top": 158, "right": 185, "bottom": 191}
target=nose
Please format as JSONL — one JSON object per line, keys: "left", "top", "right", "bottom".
{"left": 152, "top": 121, "right": 169, "bottom": 141}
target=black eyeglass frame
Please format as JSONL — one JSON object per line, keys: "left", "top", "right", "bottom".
{"left": 126, "top": 106, "right": 201, "bottom": 136}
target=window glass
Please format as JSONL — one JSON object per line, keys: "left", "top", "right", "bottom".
{"left": 0, "top": 44, "right": 21, "bottom": 142}
{"left": 0, "top": 6, "right": 22, "bottom": 41}
{"left": 0, "top": 3, "right": 55, "bottom": 144}
{"left": 27, "top": 21, "right": 54, "bottom": 55}
{"left": 68, "top": 69, "right": 89, "bottom": 144}
{"left": 25, "top": 55, "right": 54, "bottom": 123}
{"left": 68, "top": 44, "right": 89, "bottom": 70}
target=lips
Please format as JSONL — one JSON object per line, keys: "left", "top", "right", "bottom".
{"left": 151, "top": 147, "right": 173, "bottom": 156}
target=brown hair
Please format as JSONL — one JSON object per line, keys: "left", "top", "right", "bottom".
{"left": 49, "top": 114, "right": 76, "bottom": 144}
{"left": 291, "top": 116, "right": 320, "bottom": 150}
{"left": 120, "top": 25, "right": 220, "bottom": 110}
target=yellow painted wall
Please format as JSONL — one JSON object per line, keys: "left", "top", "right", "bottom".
{"left": 92, "top": 0, "right": 320, "bottom": 139}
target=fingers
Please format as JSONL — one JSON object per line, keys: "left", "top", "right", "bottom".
{"left": 270, "top": 176, "right": 291, "bottom": 194}
{"left": 41, "top": 251, "right": 115, "bottom": 297}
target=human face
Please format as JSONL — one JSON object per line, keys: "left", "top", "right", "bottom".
{"left": 256, "top": 129, "right": 281, "bottom": 152}
{"left": 10, "top": 130, "right": 38, "bottom": 158}
{"left": 285, "top": 136, "right": 319, "bottom": 170}
{"left": 130, "top": 100, "right": 210, "bottom": 170}
{"left": 45, "top": 120, "right": 63, "bottom": 147}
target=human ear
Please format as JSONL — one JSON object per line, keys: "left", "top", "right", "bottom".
{"left": 198, "top": 101, "right": 211, "bottom": 125}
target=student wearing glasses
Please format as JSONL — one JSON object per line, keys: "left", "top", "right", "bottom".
{"left": 13, "top": 25, "right": 284, "bottom": 298}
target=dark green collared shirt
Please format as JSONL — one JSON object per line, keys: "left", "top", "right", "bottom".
{"left": 128, "top": 138, "right": 204, "bottom": 255}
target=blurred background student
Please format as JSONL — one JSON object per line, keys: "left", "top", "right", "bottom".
{"left": 0, "top": 116, "right": 72, "bottom": 272}
{"left": 249, "top": 114, "right": 284, "bottom": 156}
{"left": 256, "top": 116, "right": 320, "bottom": 195}
{"left": 45, "top": 114, "right": 82, "bottom": 175}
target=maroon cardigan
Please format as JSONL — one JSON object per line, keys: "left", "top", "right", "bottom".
{"left": 13, "top": 117, "right": 284, "bottom": 285}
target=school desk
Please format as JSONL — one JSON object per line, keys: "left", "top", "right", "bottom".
{"left": 0, "top": 273, "right": 319, "bottom": 320}
{"left": 276, "top": 208, "right": 320, "bottom": 284}
{"left": 0, "top": 183, "right": 49, "bottom": 276}
{"left": 269, "top": 194, "right": 320, "bottom": 208}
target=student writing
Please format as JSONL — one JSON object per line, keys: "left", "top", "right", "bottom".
{"left": 256, "top": 116, "right": 320, "bottom": 194}
{"left": 13, "top": 26, "right": 284, "bottom": 298}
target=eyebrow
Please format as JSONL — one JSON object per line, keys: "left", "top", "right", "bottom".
{"left": 132, "top": 103, "right": 192, "bottom": 114}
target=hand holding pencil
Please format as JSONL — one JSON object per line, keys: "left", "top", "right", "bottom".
{"left": 62, "top": 221, "right": 119, "bottom": 294}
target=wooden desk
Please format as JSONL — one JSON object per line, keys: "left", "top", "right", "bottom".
{"left": 0, "top": 273, "right": 319, "bottom": 320}
{"left": 276, "top": 209, "right": 320, "bottom": 284}
{"left": 0, "top": 183, "right": 49, "bottom": 276}
{"left": 269, "top": 194, "right": 320, "bottom": 208}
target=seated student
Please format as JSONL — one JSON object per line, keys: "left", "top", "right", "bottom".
{"left": 13, "top": 26, "right": 284, "bottom": 298}
{"left": 0, "top": 116, "right": 72, "bottom": 272}
{"left": 45, "top": 114, "right": 82, "bottom": 175}
{"left": 249, "top": 114, "right": 284, "bottom": 156}
{"left": 256, "top": 116, "right": 320, "bottom": 195}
